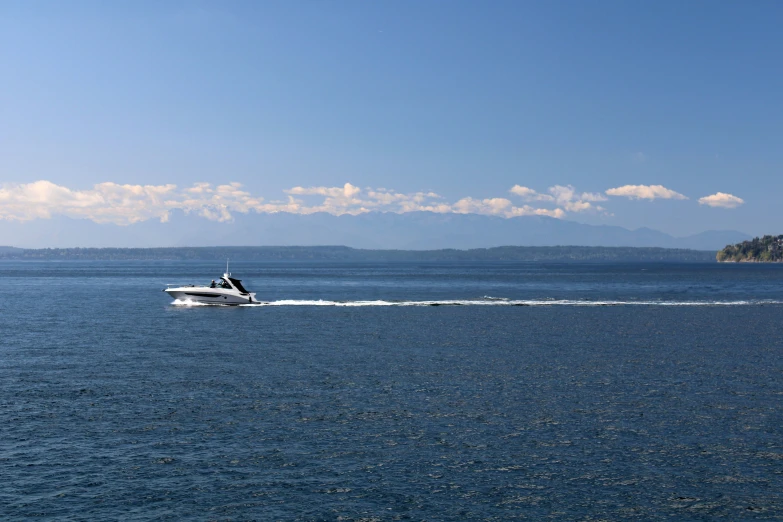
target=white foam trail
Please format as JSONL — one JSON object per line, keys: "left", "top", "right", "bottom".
{"left": 230, "top": 299, "right": 783, "bottom": 307}
{"left": 171, "top": 299, "right": 213, "bottom": 306}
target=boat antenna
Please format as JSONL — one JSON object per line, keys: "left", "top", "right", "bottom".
{"left": 226, "top": 258, "right": 229, "bottom": 275}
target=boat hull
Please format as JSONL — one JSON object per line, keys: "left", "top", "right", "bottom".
{"left": 165, "top": 288, "right": 256, "bottom": 305}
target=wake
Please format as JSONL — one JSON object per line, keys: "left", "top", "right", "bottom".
{"left": 172, "top": 298, "right": 783, "bottom": 307}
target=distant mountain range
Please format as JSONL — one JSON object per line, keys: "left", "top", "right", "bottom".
{"left": 0, "top": 211, "right": 750, "bottom": 250}
{"left": 0, "top": 245, "right": 719, "bottom": 262}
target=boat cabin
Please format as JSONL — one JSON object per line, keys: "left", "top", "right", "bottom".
{"left": 207, "top": 274, "right": 249, "bottom": 294}
{"left": 223, "top": 274, "right": 250, "bottom": 295}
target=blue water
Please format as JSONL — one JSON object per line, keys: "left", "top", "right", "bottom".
{"left": 1, "top": 261, "right": 782, "bottom": 520}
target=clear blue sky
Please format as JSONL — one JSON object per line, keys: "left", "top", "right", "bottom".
{"left": 1, "top": 1, "right": 781, "bottom": 236}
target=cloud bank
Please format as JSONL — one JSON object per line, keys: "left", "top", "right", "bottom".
{"left": 0, "top": 180, "right": 736, "bottom": 225}
{"left": 698, "top": 192, "right": 745, "bottom": 208}
{"left": 0, "top": 180, "right": 570, "bottom": 224}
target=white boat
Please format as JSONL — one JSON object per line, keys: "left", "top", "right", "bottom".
{"left": 164, "top": 268, "right": 257, "bottom": 305}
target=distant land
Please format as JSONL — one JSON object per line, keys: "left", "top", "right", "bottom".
{"left": 0, "top": 245, "right": 718, "bottom": 262}
{"left": 717, "top": 235, "right": 783, "bottom": 262}
{"left": 0, "top": 211, "right": 751, "bottom": 250}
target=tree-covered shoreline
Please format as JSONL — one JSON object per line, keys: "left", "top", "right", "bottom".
{"left": 717, "top": 235, "right": 783, "bottom": 262}
{"left": 0, "top": 245, "right": 718, "bottom": 262}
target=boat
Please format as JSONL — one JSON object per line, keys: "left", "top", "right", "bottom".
{"left": 164, "top": 263, "right": 257, "bottom": 305}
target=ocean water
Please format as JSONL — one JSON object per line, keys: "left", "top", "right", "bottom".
{"left": 1, "top": 261, "right": 782, "bottom": 520}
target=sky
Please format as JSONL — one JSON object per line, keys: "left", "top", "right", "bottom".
{"left": 1, "top": 1, "right": 782, "bottom": 238}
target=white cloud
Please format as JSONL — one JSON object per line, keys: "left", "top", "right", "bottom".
{"left": 0, "top": 180, "right": 179, "bottom": 224}
{"left": 186, "top": 182, "right": 213, "bottom": 194}
{"left": 577, "top": 191, "right": 608, "bottom": 203}
{"left": 509, "top": 184, "right": 606, "bottom": 214}
{"left": 452, "top": 196, "right": 565, "bottom": 218}
{"left": 453, "top": 197, "right": 511, "bottom": 215}
{"left": 508, "top": 206, "right": 566, "bottom": 219}
{"left": 548, "top": 184, "right": 607, "bottom": 212}
{"left": 605, "top": 184, "right": 687, "bottom": 200}
{"left": 285, "top": 182, "right": 361, "bottom": 198}
{"left": 509, "top": 185, "right": 554, "bottom": 202}
{"left": 283, "top": 184, "right": 457, "bottom": 215}
{"left": 0, "top": 180, "right": 272, "bottom": 224}
{"left": 281, "top": 182, "right": 370, "bottom": 215}
{"left": 698, "top": 192, "right": 744, "bottom": 209}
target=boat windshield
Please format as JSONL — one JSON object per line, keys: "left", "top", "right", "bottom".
{"left": 228, "top": 277, "right": 249, "bottom": 294}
